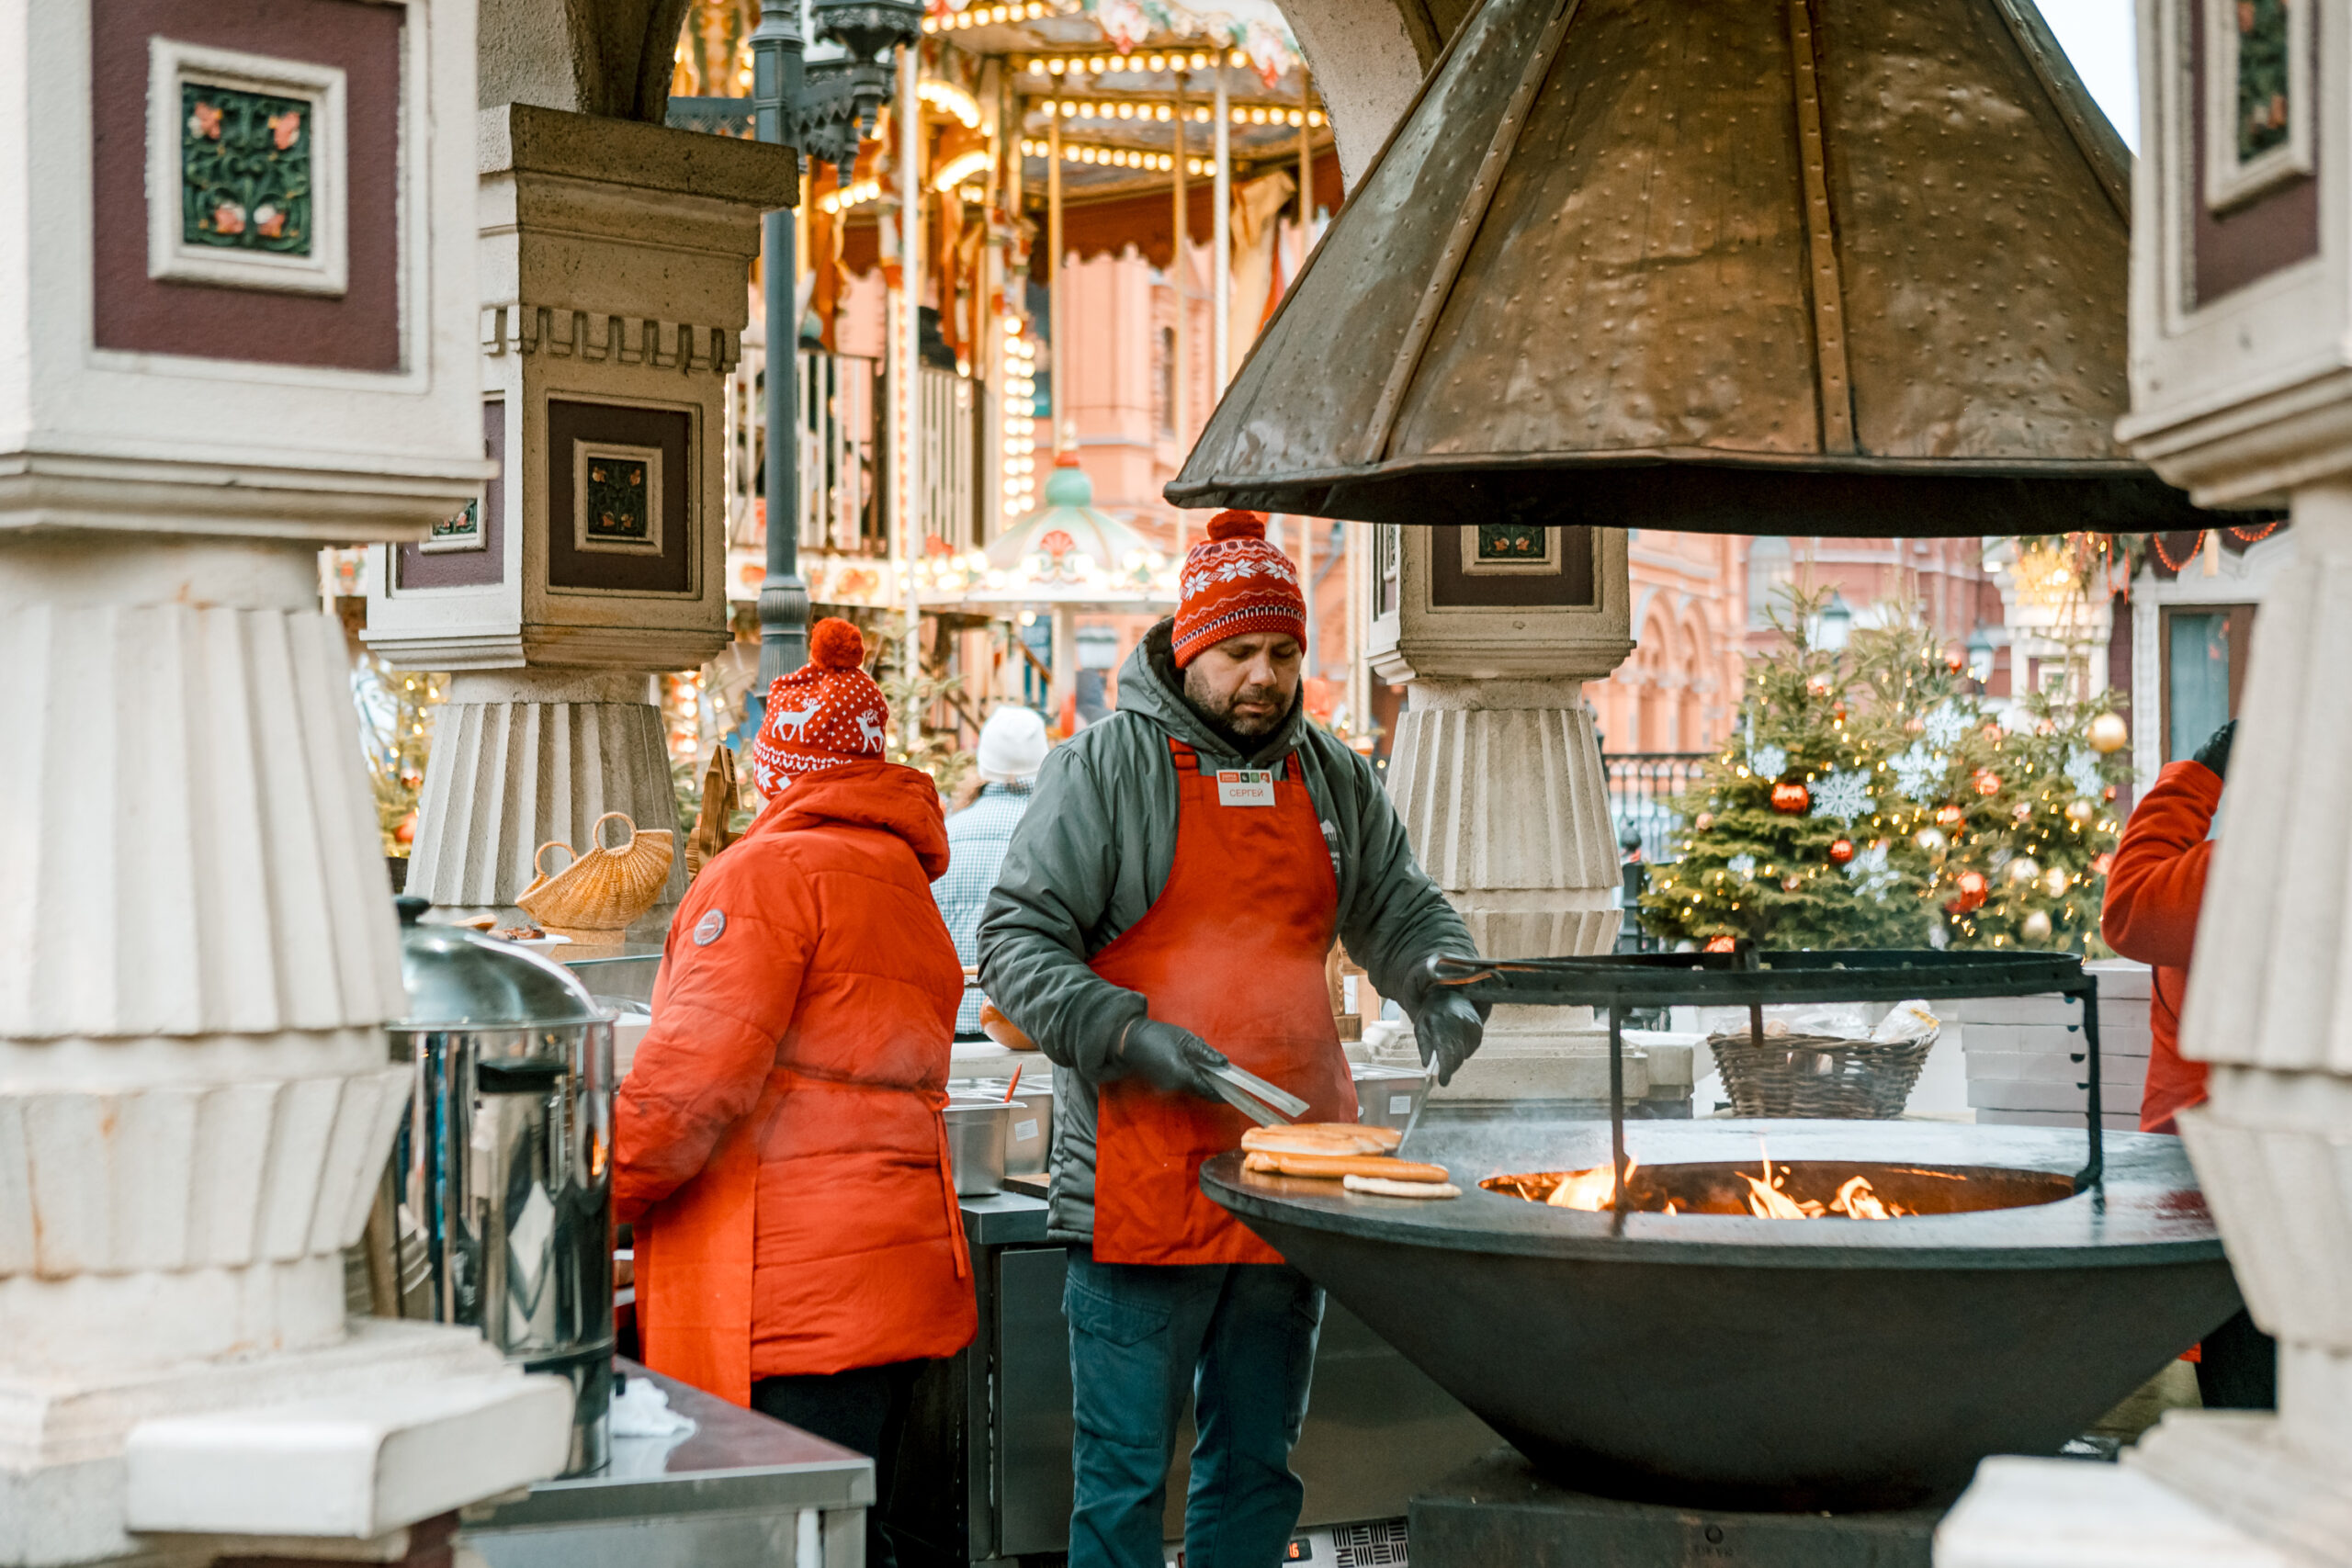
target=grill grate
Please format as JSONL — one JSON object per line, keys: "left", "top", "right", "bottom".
{"left": 1330, "top": 1519, "right": 1409, "bottom": 1566}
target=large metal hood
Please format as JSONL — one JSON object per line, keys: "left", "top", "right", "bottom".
{"left": 1166, "top": 0, "right": 2213, "bottom": 536}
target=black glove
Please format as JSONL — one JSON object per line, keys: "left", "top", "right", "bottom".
{"left": 1112, "top": 1018, "right": 1229, "bottom": 1099}
{"left": 1411, "top": 992, "right": 1487, "bottom": 1089}
{"left": 2192, "top": 719, "right": 2236, "bottom": 783}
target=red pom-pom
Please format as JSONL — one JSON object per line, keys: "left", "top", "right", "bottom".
{"left": 1206, "top": 509, "right": 1268, "bottom": 543}
{"left": 808, "top": 617, "right": 865, "bottom": 671}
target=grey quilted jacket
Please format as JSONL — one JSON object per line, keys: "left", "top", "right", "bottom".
{"left": 977, "top": 620, "right": 1473, "bottom": 1241}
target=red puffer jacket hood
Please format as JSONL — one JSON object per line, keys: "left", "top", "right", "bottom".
{"left": 761, "top": 759, "right": 950, "bottom": 880}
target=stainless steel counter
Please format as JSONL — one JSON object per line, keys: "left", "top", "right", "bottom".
{"left": 463, "top": 1360, "right": 873, "bottom": 1568}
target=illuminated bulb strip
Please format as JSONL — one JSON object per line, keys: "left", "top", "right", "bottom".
{"left": 922, "top": 2, "right": 1049, "bottom": 31}
{"left": 1023, "top": 93, "right": 1320, "bottom": 130}
{"left": 916, "top": 79, "right": 982, "bottom": 127}
{"left": 933, "top": 148, "right": 993, "bottom": 190}
{"left": 1018, "top": 138, "right": 1178, "bottom": 173}
{"left": 817, "top": 178, "right": 883, "bottom": 213}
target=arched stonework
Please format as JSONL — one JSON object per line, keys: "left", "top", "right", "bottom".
{"left": 480, "top": 0, "right": 693, "bottom": 119}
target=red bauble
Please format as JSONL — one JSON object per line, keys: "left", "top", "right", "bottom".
{"left": 1972, "top": 769, "right": 2002, "bottom": 796}
{"left": 1770, "top": 779, "right": 1810, "bottom": 814}
{"left": 2091, "top": 852, "right": 2115, "bottom": 875}
{"left": 1704, "top": 935, "right": 1737, "bottom": 953}
{"left": 1694, "top": 811, "right": 1715, "bottom": 831}
{"left": 1829, "top": 838, "right": 1855, "bottom": 864}
{"left": 1946, "top": 869, "right": 1989, "bottom": 914}
{"left": 1936, "top": 804, "right": 1963, "bottom": 826}
{"left": 394, "top": 811, "right": 418, "bottom": 846}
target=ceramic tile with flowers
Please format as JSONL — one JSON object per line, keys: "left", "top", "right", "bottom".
{"left": 180, "top": 81, "right": 311, "bottom": 255}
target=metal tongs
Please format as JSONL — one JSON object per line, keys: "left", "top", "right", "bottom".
{"left": 1206, "top": 1061, "right": 1308, "bottom": 1126}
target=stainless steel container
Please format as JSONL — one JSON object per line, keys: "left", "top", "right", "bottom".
{"left": 1352, "top": 1063, "right": 1432, "bottom": 1132}
{"left": 388, "top": 897, "right": 616, "bottom": 1476}
{"left": 945, "top": 1100, "right": 1028, "bottom": 1197}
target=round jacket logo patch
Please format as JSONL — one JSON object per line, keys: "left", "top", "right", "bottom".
{"left": 693, "top": 909, "right": 727, "bottom": 946}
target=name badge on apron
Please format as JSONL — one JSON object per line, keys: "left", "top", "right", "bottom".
{"left": 1216, "top": 768, "right": 1276, "bottom": 807}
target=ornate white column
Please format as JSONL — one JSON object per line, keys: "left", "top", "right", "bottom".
{"left": 0, "top": 3, "right": 567, "bottom": 1561}
{"left": 368, "top": 107, "right": 798, "bottom": 931}
{"left": 1373, "top": 525, "right": 1638, "bottom": 1109}
{"left": 1939, "top": 7, "right": 2352, "bottom": 1562}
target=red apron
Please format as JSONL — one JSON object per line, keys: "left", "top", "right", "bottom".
{"left": 1090, "top": 739, "right": 1359, "bottom": 1266}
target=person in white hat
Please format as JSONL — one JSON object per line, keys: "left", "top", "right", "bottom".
{"left": 935, "top": 705, "right": 1051, "bottom": 1035}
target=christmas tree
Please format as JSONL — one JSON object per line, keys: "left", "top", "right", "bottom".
{"left": 1638, "top": 593, "right": 2128, "bottom": 953}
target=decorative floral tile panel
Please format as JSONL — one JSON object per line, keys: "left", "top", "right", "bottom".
{"left": 181, "top": 81, "right": 314, "bottom": 256}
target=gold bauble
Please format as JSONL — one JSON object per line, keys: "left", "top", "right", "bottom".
{"left": 2086, "top": 712, "right": 2129, "bottom": 754}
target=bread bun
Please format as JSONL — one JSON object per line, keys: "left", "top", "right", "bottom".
{"left": 1342, "top": 1174, "right": 1462, "bottom": 1200}
{"left": 1240, "top": 1122, "right": 1401, "bottom": 1157}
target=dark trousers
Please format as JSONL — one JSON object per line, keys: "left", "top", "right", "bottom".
{"left": 752, "top": 1360, "right": 924, "bottom": 1568}
{"left": 2196, "top": 1306, "right": 2278, "bottom": 1411}
{"left": 1064, "top": 1249, "right": 1324, "bottom": 1568}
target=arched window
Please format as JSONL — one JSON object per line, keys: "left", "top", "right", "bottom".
{"left": 1747, "top": 536, "right": 1791, "bottom": 627}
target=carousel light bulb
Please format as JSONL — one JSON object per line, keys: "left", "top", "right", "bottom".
{"left": 1047, "top": 57, "right": 1066, "bottom": 73}
{"left": 1229, "top": 49, "right": 1247, "bottom": 65}
{"left": 1148, "top": 53, "right": 1167, "bottom": 70}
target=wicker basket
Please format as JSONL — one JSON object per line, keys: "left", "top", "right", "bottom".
{"left": 1707, "top": 1028, "right": 1939, "bottom": 1119}
{"left": 516, "top": 811, "right": 674, "bottom": 943}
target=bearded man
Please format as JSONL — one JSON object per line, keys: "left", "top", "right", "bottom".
{"left": 978, "top": 510, "right": 1482, "bottom": 1568}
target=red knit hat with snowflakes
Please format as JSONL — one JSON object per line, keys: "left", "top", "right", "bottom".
{"left": 749, "top": 617, "right": 889, "bottom": 793}
{"left": 1172, "top": 511, "right": 1306, "bottom": 668}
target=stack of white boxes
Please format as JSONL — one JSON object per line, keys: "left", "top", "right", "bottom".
{"left": 1954, "top": 960, "right": 2154, "bottom": 1133}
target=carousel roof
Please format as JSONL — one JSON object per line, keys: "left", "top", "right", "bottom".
{"left": 922, "top": 457, "right": 1179, "bottom": 606}
{"left": 1167, "top": 0, "right": 2218, "bottom": 536}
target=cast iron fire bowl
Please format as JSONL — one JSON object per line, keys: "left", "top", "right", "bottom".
{"left": 1204, "top": 1120, "right": 2236, "bottom": 1512}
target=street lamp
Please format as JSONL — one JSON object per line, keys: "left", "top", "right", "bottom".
{"left": 1966, "top": 625, "right": 1996, "bottom": 685}
{"left": 1816, "top": 592, "right": 1853, "bottom": 651}
{"left": 751, "top": 0, "right": 925, "bottom": 684}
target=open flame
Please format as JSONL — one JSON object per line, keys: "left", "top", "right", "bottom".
{"left": 1737, "top": 1139, "right": 1912, "bottom": 1220}
{"left": 1545, "top": 1158, "right": 1632, "bottom": 1212}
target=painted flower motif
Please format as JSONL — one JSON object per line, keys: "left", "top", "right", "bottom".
{"left": 210, "top": 200, "right": 246, "bottom": 236}
{"left": 254, "top": 204, "right": 285, "bottom": 239}
{"left": 188, "top": 101, "right": 221, "bottom": 140}
{"left": 268, "top": 109, "right": 302, "bottom": 150}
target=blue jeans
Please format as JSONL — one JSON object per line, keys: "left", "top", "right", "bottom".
{"left": 1064, "top": 1250, "right": 1324, "bottom": 1568}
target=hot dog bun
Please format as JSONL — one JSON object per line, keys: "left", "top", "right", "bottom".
{"left": 1242, "top": 1151, "right": 1450, "bottom": 1182}
{"left": 1239, "top": 1122, "right": 1402, "bottom": 1157}
{"left": 1342, "top": 1174, "right": 1462, "bottom": 1200}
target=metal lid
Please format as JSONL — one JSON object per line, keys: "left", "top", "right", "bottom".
{"left": 1166, "top": 0, "right": 2221, "bottom": 537}
{"left": 390, "top": 896, "right": 609, "bottom": 1030}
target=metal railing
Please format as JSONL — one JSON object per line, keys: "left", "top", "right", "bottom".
{"left": 1606, "top": 751, "right": 1708, "bottom": 954}
{"left": 1604, "top": 752, "right": 1708, "bottom": 864}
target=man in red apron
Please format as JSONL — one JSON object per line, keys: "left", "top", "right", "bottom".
{"left": 979, "top": 512, "right": 1484, "bottom": 1568}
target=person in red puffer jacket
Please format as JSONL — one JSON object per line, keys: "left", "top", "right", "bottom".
{"left": 2100, "top": 717, "right": 2272, "bottom": 1410}
{"left": 615, "top": 619, "right": 975, "bottom": 1566}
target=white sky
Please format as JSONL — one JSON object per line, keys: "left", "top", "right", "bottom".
{"left": 2040, "top": 0, "right": 2139, "bottom": 152}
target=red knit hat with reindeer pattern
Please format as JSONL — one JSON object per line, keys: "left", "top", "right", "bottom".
{"left": 750, "top": 618, "right": 889, "bottom": 792}
{"left": 1172, "top": 511, "right": 1306, "bottom": 668}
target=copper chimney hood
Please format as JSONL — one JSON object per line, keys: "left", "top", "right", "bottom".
{"left": 1167, "top": 0, "right": 2213, "bottom": 536}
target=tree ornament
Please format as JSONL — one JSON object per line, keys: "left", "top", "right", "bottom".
{"left": 2087, "top": 712, "right": 2129, "bottom": 754}
{"left": 1704, "top": 935, "right": 1737, "bottom": 953}
{"left": 1915, "top": 827, "right": 1948, "bottom": 853}
{"left": 1950, "top": 870, "right": 1989, "bottom": 912}
{"left": 1770, "top": 779, "right": 1811, "bottom": 814}
{"left": 1945, "top": 651, "right": 1964, "bottom": 673}
{"left": 1781, "top": 874, "right": 1804, "bottom": 892}
{"left": 1806, "top": 674, "right": 1832, "bottom": 697}
{"left": 1809, "top": 769, "right": 1874, "bottom": 822}
{"left": 2006, "top": 856, "right": 2041, "bottom": 886}
{"left": 1972, "top": 769, "right": 2002, "bottom": 796}
{"left": 2013, "top": 800, "right": 2034, "bottom": 822}
{"left": 2043, "top": 865, "right": 2070, "bottom": 897}
{"left": 1694, "top": 811, "right": 1715, "bottom": 831}
{"left": 2065, "top": 799, "right": 2098, "bottom": 826}
{"left": 2091, "top": 852, "right": 2115, "bottom": 875}
{"left": 2022, "top": 910, "right": 2054, "bottom": 943}
{"left": 1829, "top": 838, "right": 1856, "bottom": 864}
{"left": 1936, "top": 804, "right": 1964, "bottom": 826}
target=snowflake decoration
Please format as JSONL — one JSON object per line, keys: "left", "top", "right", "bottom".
{"left": 1809, "top": 769, "right": 1875, "bottom": 823}
{"left": 1749, "top": 743, "right": 1789, "bottom": 778}
{"left": 2064, "top": 746, "right": 2103, "bottom": 799}
{"left": 1923, "top": 703, "right": 1970, "bottom": 749}
{"left": 1842, "top": 840, "right": 1897, "bottom": 895}
{"left": 1726, "top": 853, "right": 1757, "bottom": 881}
{"left": 1891, "top": 742, "right": 1948, "bottom": 801}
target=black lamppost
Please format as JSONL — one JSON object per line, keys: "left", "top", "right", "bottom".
{"left": 749, "top": 0, "right": 924, "bottom": 683}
